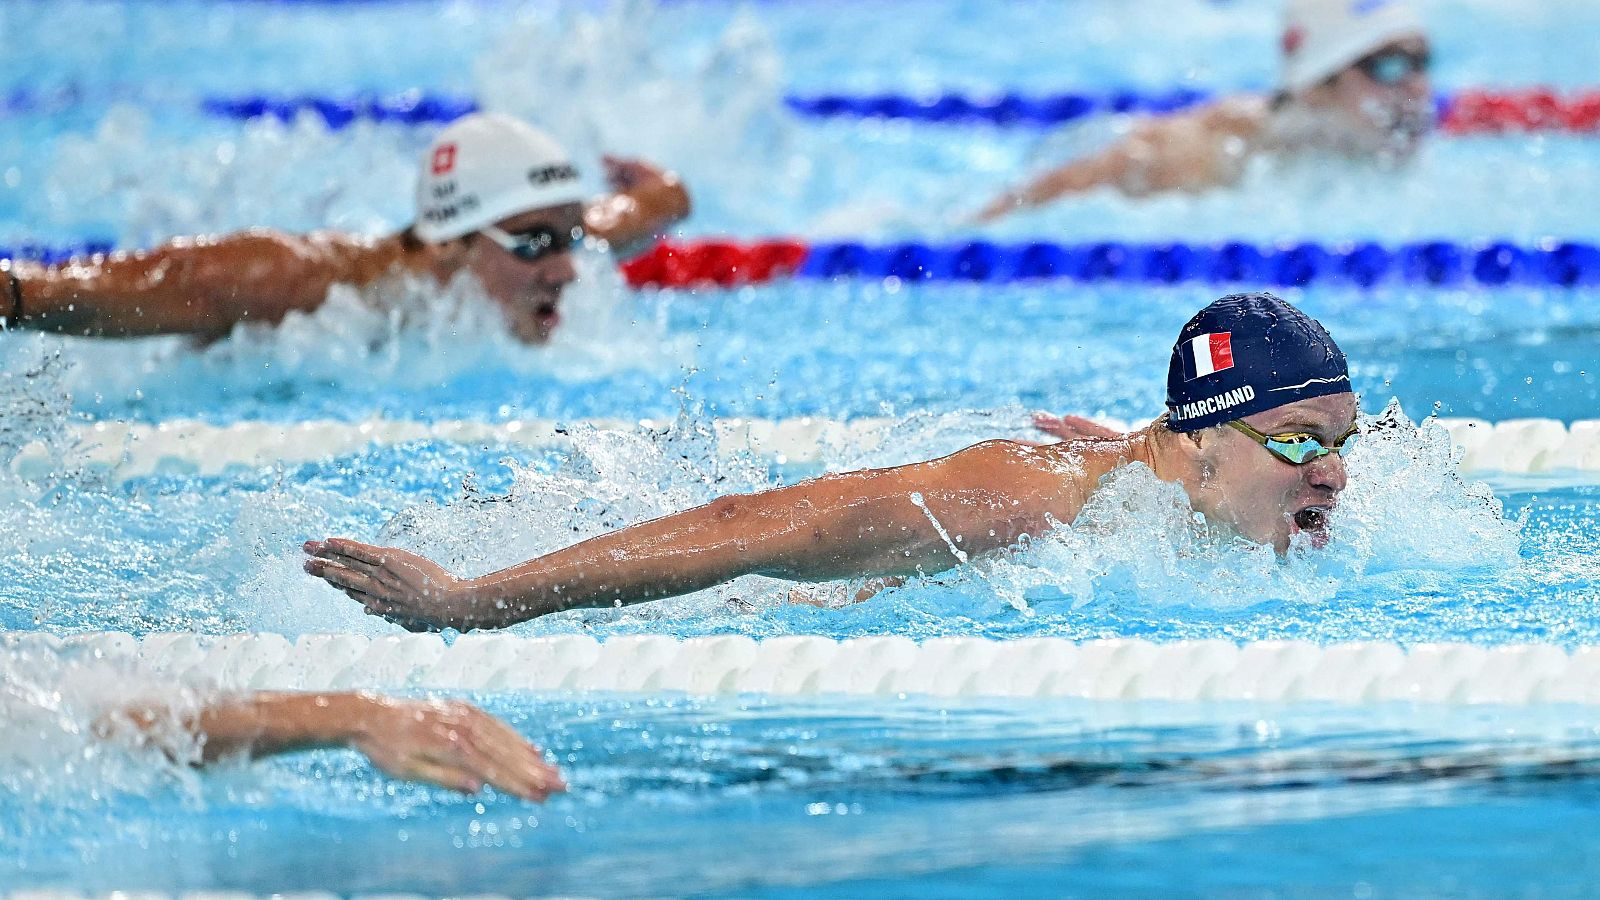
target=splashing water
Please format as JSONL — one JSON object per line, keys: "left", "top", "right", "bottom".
{"left": 937, "top": 399, "right": 1524, "bottom": 616}
{"left": 0, "top": 641, "right": 209, "bottom": 811}
{"left": 474, "top": 0, "right": 804, "bottom": 235}
{"left": 0, "top": 250, "right": 687, "bottom": 422}
{"left": 301, "top": 398, "right": 1522, "bottom": 634}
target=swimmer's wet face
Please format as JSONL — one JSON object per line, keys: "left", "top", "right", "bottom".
{"left": 464, "top": 203, "right": 583, "bottom": 344}
{"left": 1187, "top": 392, "right": 1358, "bottom": 552}
{"left": 1313, "top": 36, "right": 1433, "bottom": 155}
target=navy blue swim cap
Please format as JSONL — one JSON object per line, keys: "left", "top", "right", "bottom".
{"left": 1165, "top": 292, "right": 1350, "bottom": 432}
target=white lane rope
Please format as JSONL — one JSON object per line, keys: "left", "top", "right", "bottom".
{"left": 11, "top": 416, "right": 1600, "bottom": 480}
{"left": 10, "top": 632, "right": 1600, "bottom": 706}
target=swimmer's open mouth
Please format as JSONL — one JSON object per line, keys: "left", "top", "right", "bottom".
{"left": 1293, "top": 505, "right": 1331, "bottom": 532}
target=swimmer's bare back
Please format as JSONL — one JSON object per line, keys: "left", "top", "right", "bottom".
{"left": 304, "top": 432, "right": 1165, "bottom": 632}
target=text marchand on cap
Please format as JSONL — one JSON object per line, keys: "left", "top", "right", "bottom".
{"left": 1171, "top": 385, "right": 1258, "bottom": 423}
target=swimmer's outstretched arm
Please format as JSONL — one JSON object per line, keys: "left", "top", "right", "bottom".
{"left": 305, "top": 440, "right": 1088, "bottom": 631}
{"left": 103, "top": 690, "right": 565, "bottom": 800}
{"left": 4, "top": 230, "right": 370, "bottom": 338}
{"left": 973, "top": 101, "right": 1260, "bottom": 220}
{"left": 974, "top": 143, "right": 1138, "bottom": 221}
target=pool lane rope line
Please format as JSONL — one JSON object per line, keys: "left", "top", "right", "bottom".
{"left": 14, "top": 415, "right": 1600, "bottom": 482}
{"left": 10, "top": 237, "right": 1600, "bottom": 290}
{"left": 10, "top": 632, "right": 1600, "bottom": 706}
{"left": 177, "top": 87, "right": 1600, "bottom": 135}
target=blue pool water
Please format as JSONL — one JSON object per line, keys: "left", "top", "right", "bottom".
{"left": 7, "top": 684, "right": 1600, "bottom": 896}
{"left": 4, "top": 0, "right": 1600, "bottom": 895}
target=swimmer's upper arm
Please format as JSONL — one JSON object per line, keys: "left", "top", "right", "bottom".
{"left": 861, "top": 439, "right": 1089, "bottom": 560}
{"left": 15, "top": 229, "right": 348, "bottom": 338}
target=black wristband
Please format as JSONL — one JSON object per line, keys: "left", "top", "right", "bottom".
{"left": 1, "top": 261, "right": 20, "bottom": 326}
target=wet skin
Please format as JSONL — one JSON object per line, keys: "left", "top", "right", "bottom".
{"left": 458, "top": 203, "right": 584, "bottom": 344}
{"left": 1294, "top": 37, "right": 1433, "bottom": 158}
{"left": 302, "top": 395, "right": 1358, "bottom": 631}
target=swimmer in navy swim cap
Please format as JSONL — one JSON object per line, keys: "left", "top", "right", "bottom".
{"left": 304, "top": 293, "right": 1357, "bottom": 632}
{"left": 2, "top": 113, "right": 690, "bottom": 344}
{"left": 977, "top": 0, "right": 1431, "bottom": 218}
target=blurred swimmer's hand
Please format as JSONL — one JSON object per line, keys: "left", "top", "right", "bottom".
{"left": 601, "top": 154, "right": 669, "bottom": 192}
{"left": 106, "top": 691, "right": 564, "bottom": 801}
{"left": 1031, "top": 413, "right": 1125, "bottom": 443}
{"left": 303, "top": 538, "right": 490, "bottom": 632}
{"left": 586, "top": 155, "right": 692, "bottom": 254}
{"left": 349, "top": 695, "right": 566, "bottom": 800}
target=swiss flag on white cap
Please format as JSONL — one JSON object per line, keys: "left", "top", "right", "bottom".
{"left": 1183, "top": 332, "right": 1235, "bottom": 380}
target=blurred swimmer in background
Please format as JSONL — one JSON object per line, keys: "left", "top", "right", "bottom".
{"left": 976, "top": 0, "right": 1431, "bottom": 219}
{"left": 0, "top": 113, "right": 689, "bottom": 344}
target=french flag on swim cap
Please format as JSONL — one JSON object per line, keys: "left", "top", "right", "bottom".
{"left": 1182, "top": 332, "right": 1235, "bottom": 381}
{"left": 1165, "top": 293, "right": 1350, "bottom": 433}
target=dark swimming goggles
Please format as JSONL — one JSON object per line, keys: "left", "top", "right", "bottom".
{"left": 480, "top": 223, "right": 586, "bottom": 262}
{"left": 1226, "top": 420, "right": 1360, "bottom": 466}
{"left": 1352, "top": 48, "right": 1430, "bottom": 86}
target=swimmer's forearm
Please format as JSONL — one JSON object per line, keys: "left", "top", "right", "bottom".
{"left": 464, "top": 469, "right": 974, "bottom": 622}
{"left": 584, "top": 174, "right": 691, "bottom": 253}
{"left": 111, "top": 692, "right": 374, "bottom": 763}
{"left": 976, "top": 148, "right": 1135, "bottom": 220}
{"left": 464, "top": 442, "right": 1065, "bottom": 623}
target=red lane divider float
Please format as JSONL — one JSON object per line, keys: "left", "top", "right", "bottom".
{"left": 620, "top": 239, "right": 810, "bottom": 288}
{"left": 1441, "top": 88, "right": 1600, "bottom": 134}
{"left": 620, "top": 238, "right": 1600, "bottom": 289}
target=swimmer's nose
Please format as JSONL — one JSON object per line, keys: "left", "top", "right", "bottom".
{"left": 1306, "top": 450, "right": 1348, "bottom": 494}
{"left": 539, "top": 251, "right": 578, "bottom": 287}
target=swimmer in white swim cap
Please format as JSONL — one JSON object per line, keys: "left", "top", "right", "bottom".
{"left": 977, "top": 0, "right": 1431, "bottom": 218}
{"left": 0, "top": 112, "right": 690, "bottom": 344}
{"left": 305, "top": 293, "right": 1358, "bottom": 631}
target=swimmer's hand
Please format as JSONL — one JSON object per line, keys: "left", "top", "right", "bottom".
{"left": 601, "top": 154, "right": 670, "bottom": 193}
{"left": 350, "top": 695, "right": 566, "bottom": 800}
{"left": 303, "top": 538, "right": 493, "bottom": 632}
{"left": 1031, "top": 413, "right": 1125, "bottom": 443}
{"left": 586, "top": 155, "right": 692, "bottom": 255}
{"left": 107, "top": 691, "right": 564, "bottom": 801}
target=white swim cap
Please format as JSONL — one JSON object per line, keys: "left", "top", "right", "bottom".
{"left": 413, "top": 113, "right": 586, "bottom": 243}
{"left": 1279, "top": 0, "right": 1426, "bottom": 93}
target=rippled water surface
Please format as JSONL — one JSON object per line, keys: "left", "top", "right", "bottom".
{"left": 5, "top": 681, "right": 1600, "bottom": 896}
{"left": 4, "top": 0, "right": 1600, "bottom": 894}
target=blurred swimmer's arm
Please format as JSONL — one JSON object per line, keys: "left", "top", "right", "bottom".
{"left": 304, "top": 440, "right": 1085, "bottom": 630}
{"left": 584, "top": 156, "right": 691, "bottom": 256}
{"left": 974, "top": 141, "right": 1140, "bottom": 221}
{"left": 973, "top": 103, "right": 1262, "bottom": 220}
{"left": 106, "top": 691, "right": 564, "bottom": 800}
{"left": 6, "top": 230, "right": 370, "bottom": 338}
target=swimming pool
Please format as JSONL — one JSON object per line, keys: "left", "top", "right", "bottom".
{"left": 4, "top": 0, "right": 1600, "bottom": 895}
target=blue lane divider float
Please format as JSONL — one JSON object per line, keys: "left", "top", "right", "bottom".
{"left": 9, "top": 239, "right": 1600, "bottom": 289}
{"left": 795, "top": 239, "right": 1600, "bottom": 288}
{"left": 200, "top": 92, "right": 479, "bottom": 127}
{"left": 199, "top": 89, "right": 1218, "bottom": 129}
{"left": 784, "top": 89, "right": 1218, "bottom": 125}
{"left": 0, "top": 241, "right": 117, "bottom": 266}
{"left": 197, "top": 89, "right": 1458, "bottom": 130}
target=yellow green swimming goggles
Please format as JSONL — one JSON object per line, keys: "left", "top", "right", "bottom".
{"left": 1226, "top": 420, "right": 1360, "bottom": 466}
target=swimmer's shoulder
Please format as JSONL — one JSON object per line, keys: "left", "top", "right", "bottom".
{"left": 1137, "top": 95, "right": 1267, "bottom": 144}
